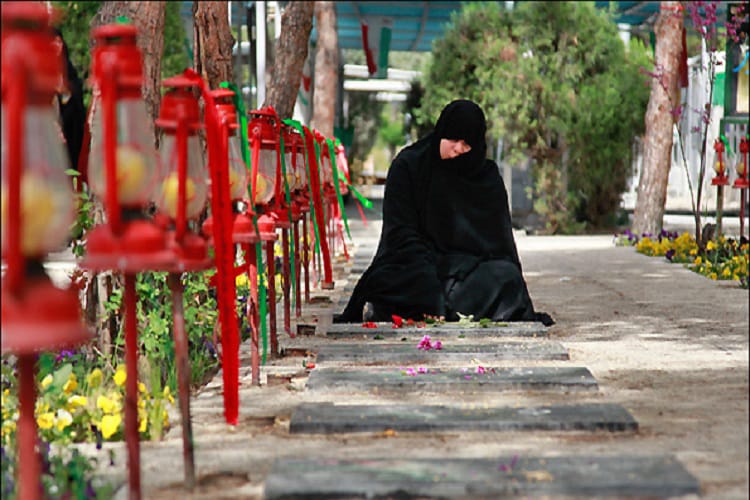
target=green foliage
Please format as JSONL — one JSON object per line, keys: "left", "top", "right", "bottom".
{"left": 378, "top": 108, "right": 405, "bottom": 151}
{"left": 161, "top": 2, "right": 192, "bottom": 79}
{"left": 419, "top": 1, "right": 649, "bottom": 232}
{"left": 567, "top": 38, "right": 651, "bottom": 226}
{"left": 343, "top": 92, "right": 385, "bottom": 180}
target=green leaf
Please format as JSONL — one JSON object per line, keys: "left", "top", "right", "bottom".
{"left": 50, "top": 364, "right": 73, "bottom": 392}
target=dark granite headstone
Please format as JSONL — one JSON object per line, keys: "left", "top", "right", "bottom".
{"left": 315, "top": 342, "right": 569, "bottom": 363}
{"left": 290, "top": 402, "right": 637, "bottom": 433}
{"left": 264, "top": 455, "right": 700, "bottom": 499}
{"left": 325, "top": 322, "right": 548, "bottom": 339}
{"left": 305, "top": 366, "right": 597, "bottom": 393}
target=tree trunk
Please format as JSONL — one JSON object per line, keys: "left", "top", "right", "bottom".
{"left": 91, "top": 1, "right": 166, "bottom": 146}
{"left": 631, "top": 1, "right": 683, "bottom": 236}
{"left": 193, "top": 2, "right": 236, "bottom": 90}
{"left": 264, "top": 1, "right": 315, "bottom": 119}
{"left": 310, "top": 1, "right": 339, "bottom": 137}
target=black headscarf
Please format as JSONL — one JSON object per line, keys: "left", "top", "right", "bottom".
{"left": 52, "top": 28, "right": 86, "bottom": 171}
{"left": 336, "top": 99, "right": 536, "bottom": 323}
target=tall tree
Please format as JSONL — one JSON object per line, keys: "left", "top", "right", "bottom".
{"left": 631, "top": 2, "right": 683, "bottom": 236}
{"left": 192, "top": 2, "right": 235, "bottom": 90}
{"left": 264, "top": 1, "right": 315, "bottom": 119}
{"left": 420, "top": 2, "right": 649, "bottom": 232}
{"left": 90, "top": 1, "right": 166, "bottom": 140}
{"left": 310, "top": 1, "right": 339, "bottom": 136}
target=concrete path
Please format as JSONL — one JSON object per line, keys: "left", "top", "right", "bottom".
{"left": 70, "top": 189, "right": 748, "bottom": 499}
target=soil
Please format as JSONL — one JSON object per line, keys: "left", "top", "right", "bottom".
{"left": 91, "top": 232, "right": 747, "bottom": 499}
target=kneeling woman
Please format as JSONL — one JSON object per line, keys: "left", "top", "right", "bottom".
{"left": 335, "top": 100, "right": 552, "bottom": 326}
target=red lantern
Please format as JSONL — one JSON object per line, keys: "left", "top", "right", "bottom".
{"left": 80, "top": 22, "right": 172, "bottom": 499}
{"left": 1, "top": 4, "right": 90, "bottom": 499}
{"left": 712, "top": 138, "right": 729, "bottom": 186}
{"left": 283, "top": 125, "right": 306, "bottom": 317}
{"left": 153, "top": 75, "right": 216, "bottom": 489}
{"left": 83, "top": 23, "right": 172, "bottom": 271}
{"left": 202, "top": 88, "right": 258, "bottom": 243}
{"left": 155, "top": 75, "right": 211, "bottom": 273}
{"left": 734, "top": 137, "right": 749, "bottom": 239}
{"left": 248, "top": 107, "right": 282, "bottom": 353}
{"left": 734, "top": 137, "right": 749, "bottom": 189}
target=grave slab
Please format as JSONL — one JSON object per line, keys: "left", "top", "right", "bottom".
{"left": 326, "top": 322, "right": 548, "bottom": 339}
{"left": 290, "top": 402, "right": 637, "bottom": 434}
{"left": 264, "top": 455, "right": 699, "bottom": 499}
{"left": 305, "top": 366, "right": 597, "bottom": 393}
{"left": 315, "top": 342, "right": 569, "bottom": 364}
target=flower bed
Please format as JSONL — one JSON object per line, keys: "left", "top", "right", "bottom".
{"left": 615, "top": 229, "right": 749, "bottom": 288}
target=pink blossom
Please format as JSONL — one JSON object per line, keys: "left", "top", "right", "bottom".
{"left": 417, "top": 366, "right": 429, "bottom": 374}
{"left": 417, "top": 335, "right": 432, "bottom": 350}
{"left": 434, "top": 340, "right": 443, "bottom": 350}
{"left": 405, "top": 367, "right": 417, "bottom": 376}
{"left": 476, "top": 366, "right": 486, "bottom": 375}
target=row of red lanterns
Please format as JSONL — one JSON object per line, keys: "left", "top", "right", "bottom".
{"left": 1, "top": 4, "right": 353, "bottom": 499}
{"left": 712, "top": 136, "right": 749, "bottom": 238}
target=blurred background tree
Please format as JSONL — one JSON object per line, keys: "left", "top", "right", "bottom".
{"left": 418, "top": 1, "right": 650, "bottom": 233}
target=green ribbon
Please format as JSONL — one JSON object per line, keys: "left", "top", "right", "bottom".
{"left": 220, "top": 81, "right": 267, "bottom": 364}
{"left": 283, "top": 120, "right": 322, "bottom": 258}
{"left": 326, "top": 138, "right": 352, "bottom": 241}
{"left": 278, "top": 131, "right": 297, "bottom": 311}
{"left": 720, "top": 134, "right": 733, "bottom": 157}
{"left": 255, "top": 240, "right": 267, "bottom": 363}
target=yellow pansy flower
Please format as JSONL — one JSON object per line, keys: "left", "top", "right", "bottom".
{"left": 693, "top": 256, "right": 702, "bottom": 265}
{"left": 55, "top": 409, "right": 73, "bottom": 432}
{"left": 113, "top": 366, "right": 126, "bottom": 387}
{"left": 138, "top": 411, "right": 148, "bottom": 433}
{"left": 138, "top": 382, "right": 147, "bottom": 394}
{"left": 722, "top": 268, "right": 732, "bottom": 277}
{"left": 40, "top": 374, "right": 53, "bottom": 390}
{"left": 97, "top": 395, "right": 117, "bottom": 414}
{"left": 63, "top": 374, "right": 78, "bottom": 394}
{"left": 235, "top": 273, "right": 248, "bottom": 288}
{"left": 37, "top": 412, "right": 54, "bottom": 430}
{"left": 2, "top": 420, "right": 16, "bottom": 435}
{"left": 67, "top": 395, "right": 88, "bottom": 410}
{"left": 163, "top": 386, "right": 175, "bottom": 405}
{"left": 100, "top": 414, "right": 122, "bottom": 439}
{"left": 87, "top": 368, "right": 103, "bottom": 388}
{"left": 710, "top": 272, "right": 718, "bottom": 280}
{"left": 706, "top": 240, "right": 717, "bottom": 251}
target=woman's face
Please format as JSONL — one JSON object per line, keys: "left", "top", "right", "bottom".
{"left": 439, "top": 139, "right": 472, "bottom": 160}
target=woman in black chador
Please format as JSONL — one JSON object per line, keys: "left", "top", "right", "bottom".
{"left": 335, "top": 99, "right": 553, "bottom": 325}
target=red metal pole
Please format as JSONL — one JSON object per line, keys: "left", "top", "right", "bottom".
{"left": 167, "top": 273, "right": 195, "bottom": 490}
{"left": 265, "top": 239, "right": 278, "bottom": 355}
{"left": 293, "top": 220, "right": 302, "bottom": 317}
{"left": 741, "top": 189, "right": 746, "bottom": 239}
{"left": 123, "top": 273, "right": 141, "bottom": 500}
{"left": 245, "top": 243, "right": 261, "bottom": 386}
{"left": 302, "top": 213, "right": 310, "bottom": 303}
{"left": 17, "top": 354, "right": 40, "bottom": 500}
{"left": 282, "top": 228, "right": 291, "bottom": 335}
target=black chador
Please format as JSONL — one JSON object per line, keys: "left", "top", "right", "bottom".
{"left": 336, "top": 100, "right": 552, "bottom": 326}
